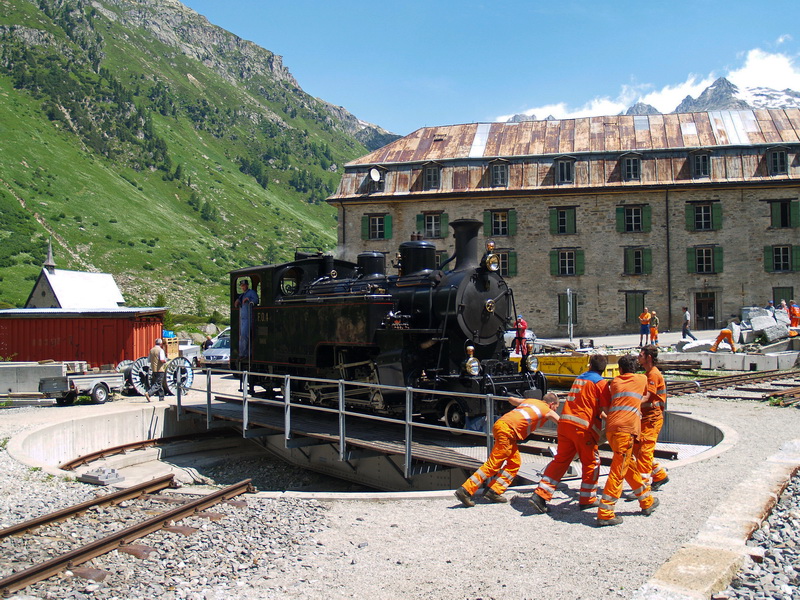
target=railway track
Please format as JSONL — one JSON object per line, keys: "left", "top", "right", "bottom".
{"left": 667, "top": 369, "right": 800, "bottom": 399}
{"left": 0, "top": 476, "right": 254, "bottom": 596}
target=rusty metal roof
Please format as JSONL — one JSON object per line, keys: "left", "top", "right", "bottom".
{"left": 347, "top": 109, "right": 800, "bottom": 167}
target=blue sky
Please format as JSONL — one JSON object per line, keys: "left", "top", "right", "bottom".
{"left": 180, "top": 0, "right": 800, "bottom": 136}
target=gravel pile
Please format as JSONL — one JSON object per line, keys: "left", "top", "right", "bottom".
{"left": 718, "top": 474, "right": 800, "bottom": 600}
{"left": 1, "top": 389, "right": 800, "bottom": 600}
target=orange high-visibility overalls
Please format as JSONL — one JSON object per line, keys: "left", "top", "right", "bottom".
{"left": 710, "top": 328, "right": 735, "bottom": 352}
{"left": 598, "top": 373, "right": 655, "bottom": 521}
{"left": 534, "top": 371, "right": 610, "bottom": 507}
{"left": 461, "top": 399, "right": 551, "bottom": 496}
{"left": 634, "top": 366, "right": 667, "bottom": 488}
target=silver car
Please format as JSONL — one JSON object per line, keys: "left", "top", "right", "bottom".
{"left": 200, "top": 334, "right": 230, "bottom": 368}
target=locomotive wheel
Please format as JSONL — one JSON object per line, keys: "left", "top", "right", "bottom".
{"left": 444, "top": 399, "right": 469, "bottom": 431}
{"left": 164, "top": 357, "right": 194, "bottom": 396}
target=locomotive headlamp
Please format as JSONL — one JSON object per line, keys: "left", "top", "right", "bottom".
{"left": 524, "top": 354, "right": 539, "bottom": 372}
{"left": 464, "top": 345, "right": 481, "bottom": 376}
{"left": 484, "top": 253, "right": 500, "bottom": 272}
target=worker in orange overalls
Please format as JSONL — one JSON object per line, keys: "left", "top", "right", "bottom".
{"left": 648, "top": 310, "right": 660, "bottom": 346}
{"left": 638, "top": 307, "right": 651, "bottom": 346}
{"left": 529, "top": 354, "right": 611, "bottom": 513}
{"left": 454, "top": 392, "right": 560, "bottom": 507}
{"left": 514, "top": 314, "right": 528, "bottom": 354}
{"left": 709, "top": 326, "right": 736, "bottom": 352}
{"left": 632, "top": 345, "right": 668, "bottom": 493}
{"left": 596, "top": 354, "right": 658, "bottom": 526}
{"left": 790, "top": 300, "right": 800, "bottom": 327}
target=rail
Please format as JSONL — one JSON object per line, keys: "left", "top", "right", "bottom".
{"left": 174, "top": 367, "right": 520, "bottom": 480}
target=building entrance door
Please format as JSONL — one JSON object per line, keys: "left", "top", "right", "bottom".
{"left": 695, "top": 292, "right": 716, "bottom": 330}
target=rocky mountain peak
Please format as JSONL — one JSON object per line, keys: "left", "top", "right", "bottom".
{"left": 625, "top": 102, "right": 660, "bottom": 115}
{"left": 674, "top": 77, "right": 751, "bottom": 113}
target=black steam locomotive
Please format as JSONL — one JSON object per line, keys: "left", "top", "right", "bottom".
{"left": 228, "top": 218, "right": 547, "bottom": 427}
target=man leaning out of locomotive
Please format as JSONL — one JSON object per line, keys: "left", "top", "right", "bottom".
{"left": 529, "top": 354, "right": 611, "bottom": 514}
{"left": 454, "top": 392, "right": 560, "bottom": 507}
{"left": 596, "top": 354, "right": 659, "bottom": 527}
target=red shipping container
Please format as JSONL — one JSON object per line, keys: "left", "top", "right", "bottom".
{"left": 0, "top": 309, "right": 164, "bottom": 369}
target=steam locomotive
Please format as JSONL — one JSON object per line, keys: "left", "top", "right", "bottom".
{"left": 228, "top": 218, "right": 547, "bottom": 427}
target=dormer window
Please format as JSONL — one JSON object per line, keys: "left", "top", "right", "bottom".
{"left": 490, "top": 161, "right": 508, "bottom": 187}
{"left": 423, "top": 164, "right": 441, "bottom": 190}
{"left": 622, "top": 155, "right": 641, "bottom": 181}
{"left": 693, "top": 153, "right": 711, "bottom": 178}
{"left": 366, "top": 166, "right": 386, "bottom": 193}
{"left": 770, "top": 148, "right": 788, "bottom": 175}
{"left": 557, "top": 158, "right": 575, "bottom": 184}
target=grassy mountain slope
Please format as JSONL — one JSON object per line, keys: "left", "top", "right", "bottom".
{"left": 0, "top": 0, "right": 391, "bottom": 311}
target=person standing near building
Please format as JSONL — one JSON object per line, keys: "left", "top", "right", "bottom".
{"left": 648, "top": 310, "right": 660, "bottom": 346}
{"left": 529, "top": 355, "right": 611, "bottom": 513}
{"left": 790, "top": 300, "right": 800, "bottom": 327}
{"left": 681, "top": 307, "right": 697, "bottom": 341}
{"left": 638, "top": 307, "right": 651, "bottom": 346}
{"left": 765, "top": 300, "right": 776, "bottom": 318}
{"left": 596, "top": 354, "right": 658, "bottom": 526}
{"left": 454, "top": 392, "right": 560, "bottom": 507}
{"left": 635, "top": 345, "right": 669, "bottom": 491}
{"left": 234, "top": 279, "right": 259, "bottom": 361}
{"left": 145, "top": 338, "right": 167, "bottom": 402}
{"left": 514, "top": 314, "right": 528, "bottom": 355}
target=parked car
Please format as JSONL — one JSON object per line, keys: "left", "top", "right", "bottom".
{"left": 504, "top": 329, "right": 536, "bottom": 354}
{"left": 178, "top": 339, "right": 202, "bottom": 367}
{"left": 200, "top": 334, "right": 230, "bottom": 368}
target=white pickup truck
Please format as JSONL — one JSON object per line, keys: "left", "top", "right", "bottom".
{"left": 39, "top": 371, "right": 125, "bottom": 405}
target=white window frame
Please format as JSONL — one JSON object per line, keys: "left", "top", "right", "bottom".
{"left": 424, "top": 213, "right": 441, "bottom": 238}
{"left": 774, "top": 245, "right": 792, "bottom": 271}
{"left": 694, "top": 204, "right": 712, "bottom": 230}
{"left": 369, "top": 215, "right": 385, "bottom": 240}
{"left": 625, "top": 206, "right": 643, "bottom": 232}
{"left": 623, "top": 157, "right": 641, "bottom": 181}
{"left": 424, "top": 165, "right": 441, "bottom": 190}
{"left": 557, "top": 160, "right": 574, "bottom": 184}
{"left": 770, "top": 150, "right": 788, "bottom": 175}
{"left": 696, "top": 247, "right": 714, "bottom": 274}
{"left": 492, "top": 211, "right": 509, "bottom": 236}
{"left": 693, "top": 154, "right": 710, "bottom": 178}
{"left": 559, "top": 250, "right": 576, "bottom": 276}
{"left": 491, "top": 163, "right": 508, "bottom": 187}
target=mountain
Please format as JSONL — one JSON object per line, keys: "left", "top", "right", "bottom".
{"left": 625, "top": 102, "right": 660, "bottom": 115}
{"left": 674, "top": 77, "right": 752, "bottom": 112}
{"left": 0, "top": 0, "right": 398, "bottom": 312}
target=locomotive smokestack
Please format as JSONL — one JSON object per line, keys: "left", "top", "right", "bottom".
{"left": 450, "top": 218, "right": 482, "bottom": 270}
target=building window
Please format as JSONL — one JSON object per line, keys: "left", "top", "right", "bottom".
{"left": 558, "top": 292, "right": 578, "bottom": 325}
{"left": 688, "top": 246, "right": 722, "bottom": 274}
{"left": 765, "top": 245, "right": 800, "bottom": 272}
{"left": 623, "top": 157, "right": 641, "bottom": 181}
{"left": 617, "top": 205, "right": 651, "bottom": 233}
{"left": 557, "top": 160, "right": 574, "bottom": 183}
{"left": 361, "top": 213, "right": 392, "bottom": 240}
{"left": 423, "top": 165, "right": 440, "bottom": 190}
{"left": 416, "top": 212, "right": 448, "bottom": 238}
{"left": 496, "top": 250, "right": 517, "bottom": 276}
{"left": 483, "top": 209, "right": 517, "bottom": 237}
{"left": 550, "top": 207, "right": 576, "bottom": 234}
{"left": 696, "top": 247, "right": 714, "bottom": 273}
{"left": 693, "top": 154, "right": 710, "bottom": 178}
{"left": 435, "top": 251, "right": 449, "bottom": 269}
{"left": 770, "top": 150, "right": 788, "bottom": 175}
{"left": 625, "top": 291, "right": 646, "bottom": 324}
{"left": 491, "top": 163, "right": 508, "bottom": 187}
{"left": 770, "top": 200, "right": 799, "bottom": 228}
{"left": 624, "top": 247, "right": 652, "bottom": 275}
{"left": 625, "top": 207, "right": 642, "bottom": 232}
{"left": 695, "top": 204, "right": 712, "bottom": 230}
{"left": 686, "top": 202, "right": 722, "bottom": 231}
{"left": 549, "top": 249, "right": 585, "bottom": 276}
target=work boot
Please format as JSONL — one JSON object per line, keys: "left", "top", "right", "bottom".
{"left": 579, "top": 499, "right": 600, "bottom": 510}
{"left": 454, "top": 486, "right": 474, "bottom": 508}
{"left": 596, "top": 515, "right": 624, "bottom": 527}
{"left": 527, "top": 493, "right": 549, "bottom": 514}
{"left": 650, "top": 476, "right": 670, "bottom": 491}
{"left": 641, "top": 497, "right": 660, "bottom": 516}
{"left": 483, "top": 489, "right": 508, "bottom": 503}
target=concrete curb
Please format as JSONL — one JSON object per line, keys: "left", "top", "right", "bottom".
{"left": 631, "top": 439, "right": 800, "bottom": 600}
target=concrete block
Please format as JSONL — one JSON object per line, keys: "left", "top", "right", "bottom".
{"left": 775, "top": 309, "right": 791, "bottom": 325}
{"left": 0, "top": 363, "right": 65, "bottom": 395}
{"left": 708, "top": 353, "right": 745, "bottom": 370}
{"left": 764, "top": 352, "right": 800, "bottom": 370}
{"left": 750, "top": 315, "right": 777, "bottom": 332}
{"left": 743, "top": 355, "right": 779, "bottom": 371}
{"left": 729, "top": 322, "right": 741, "bottom": 344}
{"left": 741, "top": 329, "right": 759, "bottom": 344}
{"left": 741, "top": 306, "right": 770, "bottom": 320}
{"left": 762, "top": 323, "right": 790, "bottom": 343}
{"left": 680, "top": 340, "right": 714, "bottom": 353}
{"left": 78, "top": 467, "right": 124, "bottom": 485}
{"left": 762, "top": 339, "right": 792, "bottom": 353}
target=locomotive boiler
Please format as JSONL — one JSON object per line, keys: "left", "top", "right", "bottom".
{"left": 229, "top": 218, "right": 547, "bottom": 427}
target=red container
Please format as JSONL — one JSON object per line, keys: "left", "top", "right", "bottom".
{"left": 0, "top": 309, "right": 164, "bottom": 368}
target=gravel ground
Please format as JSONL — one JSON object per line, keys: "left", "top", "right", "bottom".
{"left": 1, "top": 389, "right": 800, "bottom": 600}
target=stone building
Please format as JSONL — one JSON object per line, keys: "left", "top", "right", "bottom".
{"left": 326, "top": 109, "right": 800, "bottom": 338}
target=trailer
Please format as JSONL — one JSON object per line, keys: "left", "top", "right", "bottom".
{"left": 39, "top": 371, "right": 125, "bottom": 405}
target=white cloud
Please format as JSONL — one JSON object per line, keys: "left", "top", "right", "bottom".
{"left": 497, "top": 47, "right": 800, "bottom": 122}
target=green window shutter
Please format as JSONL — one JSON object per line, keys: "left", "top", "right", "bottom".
{"left": 508, "top": 251, "right": 517, "bottom": 276}
{"left": 483, "top": 210, "right": 492, "bottom": 235}
{"left": 791, "top": 201, "right": 800, "bottom": 228}
{"left": 711, "top": 203, "right": 723, "bottom": 230}
{"left": 576, "top": 250, "right": 585, "bottom": 275}
{"left": 384, "top": 214, "right": 393, "bottom": 239}
{"left": 549, "top": 208, "right": 558, "bottom": 234}
{"left": 771, "top": 202, "right": 781, "bottom": 227}
{"left": 616, "top": 206, "right": 625, "bottom": 232}
{"left": 440, "top": 213, "right": 449, "bottom": 238}
{"left": 549, "top": 250, "right": 558, "bottom": 276}
{"left": 685, "top": 204, "right": 695, "bottom": 231}
{"left": 643, "top": 248, "right": 653, "bottom": 274}
{"left": 416, "top": 214, "right": 424, "bottom": 234}
{"left": 687, "top": 247, "right": 697, "bottom": 273}
{"left": 713, "top": 246, "right": 723, "bottom": 273}
{"left": 361, "top": 215, "right": 369, "bottom": 240}
{"left": 623, "top": 248, "right": 632, "bottom": 274}
{"left": 793, "top": 246, "right": 800, "bottom": 271}
{"left": 508, "top": 209, "right": 517, "bottom": 235}
{"left": 642, "top": 205, "right": 652, "bottom": 233}
{"left": 764, "top": 246, "right": 774, "bottom": 272}
{"left": 567, "top": 208, "right": 576, "bottom": 234}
